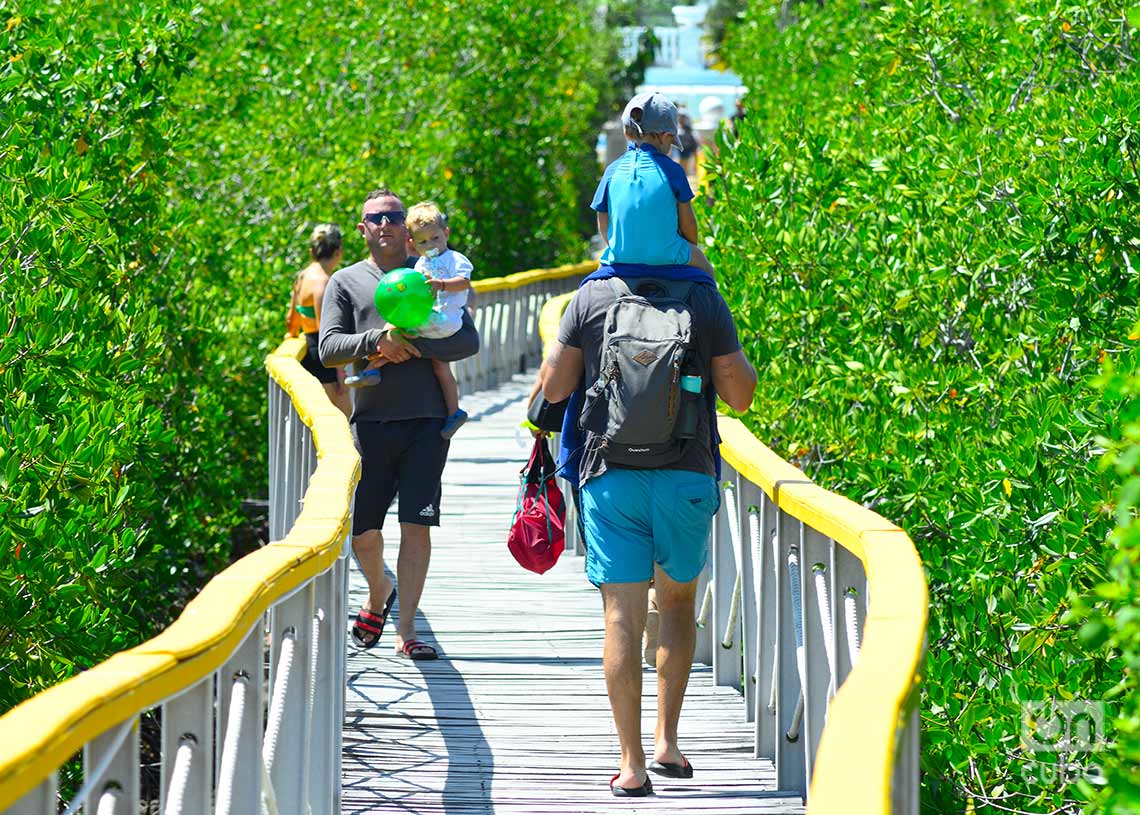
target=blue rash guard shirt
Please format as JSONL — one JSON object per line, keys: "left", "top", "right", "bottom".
{"left": 591, "top": 143, "right": 694, "bottom": 267}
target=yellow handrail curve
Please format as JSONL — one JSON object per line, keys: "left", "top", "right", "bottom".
{"left": 538, "top": 292, "right": 574, "bottom": 359}
{"left": 0, "top": 339, "right": 357, "bottom": 809}
{"left": 719, "top": 418, "right": 927, "bottom": 815}
{"left": 1, "top": 265, "right": 926, "bottom": 814}
{"left": 0, "top": 263, "right": 591, "bottom": 811}
{"left": 471, "top": 260, "right": 596, "bottom": 294}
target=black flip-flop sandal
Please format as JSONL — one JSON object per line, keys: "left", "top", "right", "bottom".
{"left": 352, "top": 588, "right": 396, "bottom": 648}
{"left": 648, "top": 758, "right": 694, "bottom": 779}
{"left": 609, "top": 773, "right": 653, "bottom": 797}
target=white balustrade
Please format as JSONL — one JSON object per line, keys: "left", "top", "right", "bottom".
{"left": 703, "top": 457, "right": 923, "bottom": 813}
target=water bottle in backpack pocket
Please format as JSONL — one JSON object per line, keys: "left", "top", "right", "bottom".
{"left": 674, "top": 373, "right": 703, "bottom": 440}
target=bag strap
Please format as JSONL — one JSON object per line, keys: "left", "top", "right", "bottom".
{"left": 510, "top": 481, "right": 526, "bottom": 524}
{"left": 522, "top": 436, "right": 558, "bottom": 485}
{"left": 524, "top": 436, "right": 545, "bottom": 476}
{"left": 607, "top": 277, "right": 697, "bottom": 303}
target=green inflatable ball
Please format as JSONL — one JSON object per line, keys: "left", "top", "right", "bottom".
{"left": 374, "top": 267, "right": 434, "bottom": 329}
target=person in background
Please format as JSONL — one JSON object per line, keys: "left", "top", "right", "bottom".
{"left": 730, "top": 98, "right": 746, "bottom": 137}
{"left": 287, "top": 223, "right": 352, "bottom": 419}
{"left": 677, "top": 113, "right": 700, "bottom": 178}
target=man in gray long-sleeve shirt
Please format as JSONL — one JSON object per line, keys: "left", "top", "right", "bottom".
{"left": 319, "top": 188, "right": 479, "bottom": 660}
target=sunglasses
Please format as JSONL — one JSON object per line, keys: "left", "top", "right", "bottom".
{"left": 363, "top": 210, "right": 406, "bottom": 226}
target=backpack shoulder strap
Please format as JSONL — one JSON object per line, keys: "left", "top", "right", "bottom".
{"left": 603, "top": 277, "right": 633, "bottom": 299}
{"left": 650, "top": 279, "right": 697, "bottom": 307}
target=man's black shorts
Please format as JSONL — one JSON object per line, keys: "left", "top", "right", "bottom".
{"left": 351, "top": 417, "right": 449, "bottom": 535}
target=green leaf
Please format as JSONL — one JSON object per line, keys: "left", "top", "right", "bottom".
{"left": 89, "top": 544, "right": 109, "bottom": 571}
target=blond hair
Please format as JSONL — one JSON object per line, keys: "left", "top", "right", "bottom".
{"left": 623, "top": 106, "right": 665, "bottom": 143}
{"left": 309, "top": 223, "right": 342, "bottom": 261}
{"left": 406, "top": 201, "right": 448, "bottom": 233}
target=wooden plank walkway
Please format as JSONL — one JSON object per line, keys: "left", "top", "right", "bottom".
{"left": 341, "top": 374, "right": 805, "bottom": 815}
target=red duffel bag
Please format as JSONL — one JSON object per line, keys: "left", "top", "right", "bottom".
{"left": 507, "top": 436, "right": 566, "bottom": 574}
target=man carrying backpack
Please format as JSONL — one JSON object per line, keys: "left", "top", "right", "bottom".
{"left": 541, "top": 275, "right": 757, "bottom": 797}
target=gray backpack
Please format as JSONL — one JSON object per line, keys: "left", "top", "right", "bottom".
{"left": 578, "top": 278, "right": 703, "bottom": 467}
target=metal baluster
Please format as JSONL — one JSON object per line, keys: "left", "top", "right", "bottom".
{"left": 80, "top": 719, "right": 139, "bottom": 815}
{"left": 9, "top": 773, "right": 58, "bottom": 815}
{"left": 95, "top": 789, "right": 122, "bottom": 815}
{"left": 162, "top": 737, "right": 197, "bottom": 815}
{"left": 267, "top": 586, "right": 314, "bottom": 815}
{"left": 161, "top": 678, "right": 212, "bottom": 815}
{"left": 775, "top": 509, "right": 806, "bottom": 795}
{"left": 215, "top": 623, "right": 263, "bottom": 815}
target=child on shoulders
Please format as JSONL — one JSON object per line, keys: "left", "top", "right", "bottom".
{"left": 591, "top": 92, "right": 715, "bottom": 277}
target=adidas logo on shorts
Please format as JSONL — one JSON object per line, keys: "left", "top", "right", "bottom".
{"left": 418, "top": 503, "right": 436, "bottom": 518}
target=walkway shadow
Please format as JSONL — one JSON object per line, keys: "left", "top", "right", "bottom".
{"left": 404, "top": 611, "right": 493, "bottom": 815}
{"left": 343, "top": 601, "right": 492, "bottom": 815}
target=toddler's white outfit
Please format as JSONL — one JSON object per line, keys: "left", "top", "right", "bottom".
{"left": 414, "top": 248, "right": 473, "bottom": 339}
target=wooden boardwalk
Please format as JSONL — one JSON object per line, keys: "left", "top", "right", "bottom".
{"left": 341, "top": 375, "right": 805, "bottom": 815}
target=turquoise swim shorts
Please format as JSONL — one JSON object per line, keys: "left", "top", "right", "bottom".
{"left": 581, "top": 468, "right": 720, "bottom": 585}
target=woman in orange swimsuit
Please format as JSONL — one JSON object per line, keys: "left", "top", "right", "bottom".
{"left": 286, "top": 224, "right": 352, "bottom": 419}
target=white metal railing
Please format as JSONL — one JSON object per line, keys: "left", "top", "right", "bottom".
{"left": 0, "top": 364, "right": 351, "bottom": 815}
{"left": 620, "top": 26, "right": 707, "bottom": 67}
{"left": 461, "top": 263, "right": 589, "bottom": 393}
{"left": 701, "top": 428, "right": 927, "bottom": 814}
{"left": 3, "top": 262, "right": 923, "bottom": 815}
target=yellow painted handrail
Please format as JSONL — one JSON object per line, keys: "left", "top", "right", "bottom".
{"left": 0, "top": 339, "right": 358, "bottom": 809}
{"left": 472, "top": 260, "right": 596, "bottom": 294}
{"left": 0, "top": 263, "right": 925, "bottom": 813}
{"left": 538, "top": 292, "right": 574, "bottom": 359}
{"left": 719, "top": 419, "right": 927, "bottom": 814}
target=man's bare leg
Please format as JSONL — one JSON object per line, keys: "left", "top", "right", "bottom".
{"left": 599, "top": 580, "right": 650, "bottom": 789}
{"left": 352, "top": 529, "right": 393, "bottom": 613}
{"left": 644, "top": 583, "right": 659, "bottom": 668}
{"left": 393, "top": 523, "right": 431, "bottom": 651}
{"left": 653, "top": 565, "right": 699, "bottom": 767}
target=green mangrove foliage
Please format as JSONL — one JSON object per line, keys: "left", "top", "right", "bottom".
{"left": 0, "top": 0, "right": 619, "bottom": 714}
{"left": 0, "top": 0, "right": 230, "bottom": 711}
{"left": 709, "top": 1, "right": 1139, "bottom": 812}
{"left": 1074, "top": 349, "right": 1140, "bottom": 812}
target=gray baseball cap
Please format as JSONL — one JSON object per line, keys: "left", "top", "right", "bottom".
{"left": 621, "top": 92, "right": 680, "bottom": 140}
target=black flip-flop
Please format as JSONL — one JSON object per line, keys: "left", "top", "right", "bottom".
{"left": 649, "top": 758, "right": 694, "bottom": 779}
{"left": 609, "top": 773, "right": 653, "bottom": 797}
{"left": 352, "top": 588, "right": 396, "bottom": 648}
